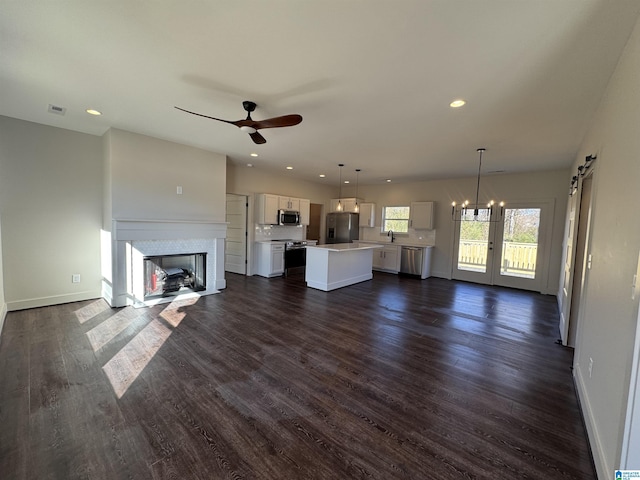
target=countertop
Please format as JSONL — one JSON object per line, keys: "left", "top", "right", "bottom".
{"left": 355, "top": 240, "right": 434, "bottom": 248}
{"left": 307, "top": 243, "right": 383, "bottom": 252}
{"left": 257, "top": 240, "right": 318, "bottom": 244}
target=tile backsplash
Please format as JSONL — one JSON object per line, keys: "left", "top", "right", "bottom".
{"left": 254, "top": 224, "right": 305, "bottom": 242}
{"left": 360, "top": 227, "right": 435, "bottom": 246}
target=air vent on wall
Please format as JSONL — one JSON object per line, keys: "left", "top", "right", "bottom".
{"left": 48, "top": 104, "right": 66, "bottom": 116}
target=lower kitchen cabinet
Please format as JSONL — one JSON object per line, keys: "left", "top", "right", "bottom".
{"left": 372, "top": 245, "right": 400, "bottom": 273}
{"left": 256, "top": 242, "right": 285, "bottom": 277}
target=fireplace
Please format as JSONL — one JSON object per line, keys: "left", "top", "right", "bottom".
{"left": 144, "top": 253, "right": 206, "bottom": 299}
{"left": 103, "top": 220, "right": 227, "bottom": 307}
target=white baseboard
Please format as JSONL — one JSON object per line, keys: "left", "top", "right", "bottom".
{"left": 574, "top": 363, "right": 609, "bottom": 479}
{"left": 0, "top": 301, "right": 7, "bottom": 338}
{"left": 6, "top": 290, "right": 102, "bottom": 312}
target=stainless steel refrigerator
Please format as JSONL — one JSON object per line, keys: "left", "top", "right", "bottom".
{"left": 326, "top": 212, "right": 359, "bottom": 243}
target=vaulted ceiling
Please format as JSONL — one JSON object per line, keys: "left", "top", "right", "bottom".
{"left": 2, "top": 1, "right": 639, "bottom": 185}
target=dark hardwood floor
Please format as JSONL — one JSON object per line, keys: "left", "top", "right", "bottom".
{"left": 0, "top": 272, "right": 595, "bottom": 479}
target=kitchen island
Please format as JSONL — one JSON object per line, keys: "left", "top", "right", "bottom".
{"left": 305, "top": 243, "right": 383, "bottom": 291}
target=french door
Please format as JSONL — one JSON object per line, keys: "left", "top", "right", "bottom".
{"left": 452, "top": 202, "right": 552, "bottom": 292}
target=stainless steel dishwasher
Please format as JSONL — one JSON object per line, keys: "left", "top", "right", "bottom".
{"left": 400, "top": 246, "right": 423, "bottom": 276}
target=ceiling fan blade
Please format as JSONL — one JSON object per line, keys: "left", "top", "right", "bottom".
{"left": 252, "top": 114, "right": 303, "bottom": 130}
{"left": 174, "top": 106, "right": 236, "bottom": 125}
{"left": 249, "top": 131, "right": 267, "bottom": 144}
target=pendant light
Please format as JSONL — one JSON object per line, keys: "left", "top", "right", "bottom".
{"left": 354, "top": 169, "right": 361, "bottom": 212}
{"left": 451, "top": 148, "right": 504, "bottom": 222}
{"left": 337, "top": 164, "right": 344, "bottom": 211}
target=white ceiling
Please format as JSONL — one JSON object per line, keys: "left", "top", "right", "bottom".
{"left": 2, "top": 1, "right": 639, "bottom": 186}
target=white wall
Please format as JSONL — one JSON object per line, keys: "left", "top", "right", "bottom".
{"left": 567, "top": 14, "right": 640, "bottom": 478}
{"left": 106, "top": 128, "right": 226, "bottom": 223}
{"left": 226, "top": 163, "right": 337, "bottom": 204}
{"left": 0, "top": 116, "right": 103, "bottom": 310}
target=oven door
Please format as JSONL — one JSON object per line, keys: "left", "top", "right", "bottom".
{"left": 284, "top": 246, "right": 306, "bottom": 272}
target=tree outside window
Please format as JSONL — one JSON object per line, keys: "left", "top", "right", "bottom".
{"left": 383, "top": 206, "right": 410, "bottom": 233}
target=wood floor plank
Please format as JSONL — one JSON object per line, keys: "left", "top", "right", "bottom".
{"left": 0, "top": 274, "right": 595, "bottom": 479}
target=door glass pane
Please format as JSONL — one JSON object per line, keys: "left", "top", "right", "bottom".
{"left": 500, "top": 208, "right": 540, "bottom": 279}
{"left": 457, "top": 209, "right": 490, "bottom": 273}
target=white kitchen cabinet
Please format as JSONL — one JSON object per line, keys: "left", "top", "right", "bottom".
{"left": 372, "top": 244, "right": 400, "bottom": 273}
{"left": 410, "top": 201, "right": 434, "bottom": 230}
{"left": 255, "top": 194, "right": 280, "bottom": 225}
{"left": 299, "top": 198, "right": 310, "bottom": 225}
{"left": 359, "top": 203, "right": 376, "bottom": 227}
{"left": 330, "top": 197, "right": 363, "bottom": 213}
{"left": 279, "top": 196, "right": 300, "bottom": 211}
{"left": 256, "top": 242, "right": 285, "bottom": 277}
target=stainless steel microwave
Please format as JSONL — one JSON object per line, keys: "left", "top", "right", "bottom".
{"left": 278, "top": 210, "right": 300, "bottom": 226}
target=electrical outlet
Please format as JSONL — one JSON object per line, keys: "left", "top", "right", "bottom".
{"left": 588, "top": 357, "right": 594, "bottom": 378}
{"left": 72, "top": 274, "right": 81, "bottom": 283}
{"left": 176, "top": 186, "right": 183, "bottom": 195}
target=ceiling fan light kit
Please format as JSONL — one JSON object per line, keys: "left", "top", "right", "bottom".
{"left": 175, "top": 100, "right": 302, "bottom": 144}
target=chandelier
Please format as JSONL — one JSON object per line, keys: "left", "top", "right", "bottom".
{"left": 451, "top": 148, "right": 504, "bottom": 222}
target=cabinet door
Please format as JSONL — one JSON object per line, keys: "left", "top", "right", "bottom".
{"left": 256, "top": 194, "right": 280, "bottom": 224}
{"left": 330, "top": 198, "right": 363, "bottom": 213}
{"left": 278, "top": 197, "right": 290, "bottom": 210}
{"left": 372, "top": 249, "right": 384, "bottom": 269}
{"left": 344, "top": 199, "right": 357, "bottom": 213}
{"left": 383, "top": 246, "right": 399, "bottom": 271}
{"left": 271, "top": 247, "right": 284, "bottom": 274}
{"left": 359, "top": 203, "right": 376, "bottom": 227}
{"left": 410, "top": 202, "right": 434, "bottom": 229}
{"left": 278, "top": 197, "right": 300, "bottom": 211}
{"left": 299, "top": 198, "right": 310, "bottom": 225}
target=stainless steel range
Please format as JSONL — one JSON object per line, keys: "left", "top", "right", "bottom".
{"left": 284, "top": 240, "right": 307, "bottom": 274}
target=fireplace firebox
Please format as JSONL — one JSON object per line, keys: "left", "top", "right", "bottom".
{"left": 143, "top": 253, "right": 206, "bottom": 299}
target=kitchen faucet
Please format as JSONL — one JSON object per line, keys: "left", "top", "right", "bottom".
{"left": 387, "top": 230, "right": 394, "bottom": 242}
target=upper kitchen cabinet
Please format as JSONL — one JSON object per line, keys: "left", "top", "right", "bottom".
{"left": 330, "top": 198, "right": 363, "bottom": 213}
{"left": 255, "top": 193, "right": 310, "bottom": 225}
{"left": 359, "top": 203, "right": 376, "bottom": 227}
{"left": 279, "top": 196, "right": 300, "bottom": 211}
{"left": 409, "top": 201, "right": 434, "bottom": 230}
{"left": 255, "top": 194, "right": 279, "bottom": 224}
{"left": 299, "top": 198, "right": 310, "bottom": 225}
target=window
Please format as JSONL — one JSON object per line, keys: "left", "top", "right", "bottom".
{"left": 382, "top": 206, "right": 410, "bottom": 233}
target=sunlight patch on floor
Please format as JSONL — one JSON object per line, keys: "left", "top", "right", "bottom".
{"left": 102, "top": 319, "right": 172, "bottom": 398}
{"left": 102, "top": 296, "right": 200, "bottom": 398}
{"left": 74, "top": 299, "right": 112, "bottom": 324}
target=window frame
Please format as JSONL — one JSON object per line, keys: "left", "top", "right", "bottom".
{"left": 381, "top": 205, "right": 411, "bottom": 234}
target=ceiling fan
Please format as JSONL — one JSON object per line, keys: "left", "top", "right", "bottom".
{"left": 175, "top": 101, "right": 302, "bottom": 144}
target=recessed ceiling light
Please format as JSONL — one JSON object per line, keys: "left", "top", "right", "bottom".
{"left": 449, "top": 99, "right": 466, "bottom": 108}
{"left": 344, "top": 180, "right": 349, "bottom": 184}
{"left": 86, "top": 109, "right": 102, "bottom": 116}
{"left": 250, "top": 153, "right": 258, "bottom": 157}
{"left": 246, "top": 163, "right": 253, "bottom": 167}
{"left": 319, "top": 174, "right": 326, "bottom": 178}
{"left": 286, "top": 166, "right": 293, "bottom": 170}
{"left": 386, "top": 179, "right": 392, "bottom": 183}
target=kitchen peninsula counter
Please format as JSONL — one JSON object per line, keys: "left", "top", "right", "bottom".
{"left": 305, "top": 243, "right": 382, "bottom": 291}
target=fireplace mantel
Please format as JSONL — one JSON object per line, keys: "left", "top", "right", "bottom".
{"left": 103, "top": 219, "right": 227, "bottom": 307}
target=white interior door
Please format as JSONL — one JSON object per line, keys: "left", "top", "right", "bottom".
{"left": 225, "top": 194, "right": 247, "bottom": 274}
{"left": 560, "top": 194, "right": 579, "bottom": 345}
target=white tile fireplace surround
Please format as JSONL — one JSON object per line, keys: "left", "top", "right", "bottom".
{"left": 104, "top": 220, "right": 226, "bottom": 307}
